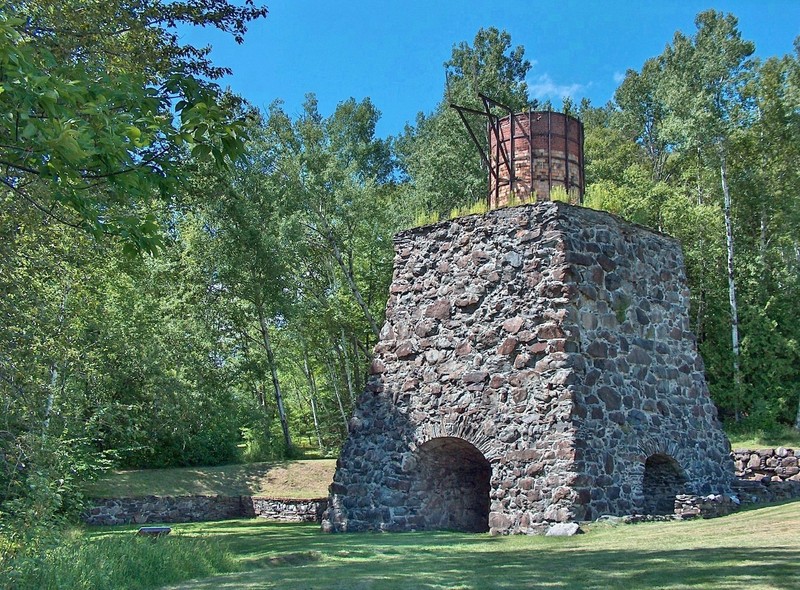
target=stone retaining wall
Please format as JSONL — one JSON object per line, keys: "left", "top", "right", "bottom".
{"left": 673, "top": 493, "right": 740, "bottom": 519}
{"left": 672, "top": 448, "right": 800, "bottom": 520}
{"left": 83, "top": 496, "right": 328, "bottom": 526}
{"left": 247, "top": 497, "right": 328, "bottom": 522}
{"left": 730, "top": 448, "right": 800, "bottom": 505}
{"left": 732, "top": 448, "right": 799, "bottom": 482}
{"left": 84, "top": 449, "right": 799, "bottom": 527}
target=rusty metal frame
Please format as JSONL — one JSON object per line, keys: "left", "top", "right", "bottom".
{"left": 451, "top": 94, "right": 522, "bottom": 207}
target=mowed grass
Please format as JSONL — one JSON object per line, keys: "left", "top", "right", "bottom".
{"left": 84, "top": 459, "right": 336, "bottom": 498}
{"left": 77, "top": 500, "right": 800, "bottom": 590}
{"left": 727, "top": 425, "right": 800, "bottom": 451}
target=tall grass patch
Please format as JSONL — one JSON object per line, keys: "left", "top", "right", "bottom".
{"left": 1, "top": 526, "right": 239, "bottom": 590}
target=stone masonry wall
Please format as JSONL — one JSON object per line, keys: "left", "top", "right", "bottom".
{"left": 731, "top": 448, "right": 800, "bottom": 505}
{"left": 674, "top": 449, "right": 800, "bottom": 519}
{"left": 557, "top": 206, "right": 733, "bottom": 521}
{"left": 324, "top": 202, "right": 733, "bottom": 535}
{"left": 83, "top": 496, "right": 328, "bottom": 526}
{"left": 733, "top": 448, "right": 799, "bottom": 482}
{"left": 326, "top": 203, "right": 581, "bottom": 534}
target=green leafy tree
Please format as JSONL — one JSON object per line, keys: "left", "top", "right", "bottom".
{"left": 0, "top": 0, "right": 266, "bottom": 251}
{"left": 587, "top": 12, "right": 800, "bottom": 430}
{"left": 732, "top": 51, "right": 800, "bottom": 428}
{"left": 250, "top": 96, "right": 396, "bottom": 449}
{"left": 657, "top": 10, "right": 755, "bottom": 410}
{"left": 183, "top": 126, "right": 300, "bottom": 454}
{"left": 0, "top": 0, "right": 267, "bottom": 547}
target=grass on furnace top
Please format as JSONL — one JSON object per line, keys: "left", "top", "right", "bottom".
{"left": 84, "top": 459, "right": 336, "bottom": 499}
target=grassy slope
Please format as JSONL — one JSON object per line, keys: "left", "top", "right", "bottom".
{"left": 87, "top": 428, "right": 800, "bottom": 500}
{"left": 726, "top": 425, "right": 800, "bottom": 451}
{"left": 84, "top": 460, "right": 336, "bottom": 499}
{"left": 108, "top": 500, "right": 800, "bottom": 590}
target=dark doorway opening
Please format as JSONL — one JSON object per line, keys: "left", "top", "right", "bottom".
{"left": 642, "top": 453, "right": 687, "bottom": 515}
{"left": 413, "top": 437, "right": 491, "bottom": 532}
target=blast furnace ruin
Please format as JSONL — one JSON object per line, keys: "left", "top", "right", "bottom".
{"left": 323, "top": 106, "right": 733, "bottom": 535}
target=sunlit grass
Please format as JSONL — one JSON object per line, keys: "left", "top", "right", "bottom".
{"left": 85, "top": 459, "right": 336, "bottom": 499}
{"left": 2, "top": 526, "right": 238, "bottom": 590}
{"left": 726, "top": 424, "right": 800, "bottom": 450}
{"left": 7, "top": 501, "right": 797, "bottom": 589}
{"left": 136, "top": 500, "right": 800, "bottom": 590}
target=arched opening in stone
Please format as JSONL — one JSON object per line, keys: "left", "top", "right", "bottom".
{"left": 413, "top": 437, "right": 491, "bottom": 532}
{"left": 642, "top": 453, "right": 687, "bottom": 515}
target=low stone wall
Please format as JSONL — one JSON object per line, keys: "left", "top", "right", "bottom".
{"left": 671, "top": 448, "right": 800, "bottom": 520}
{"left": 83, "top": 495, "right": 328, "bottom": 526}
{"left": 730, "top": 448, "right": 800, "bottom": 506}
{"left": 246, "top": 497, "right": 327, "bottom": 522}
{"left": 85, "top": 448, "right": 797, "bottom": 527}
{"left": 673, "top": 493, "right": 740, "bottom": 519}
{"left": 733, "top": 448, "right": 799, "bottom": 482}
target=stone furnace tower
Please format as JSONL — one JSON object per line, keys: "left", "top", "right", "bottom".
{"left": 323, "top": 202, "right": 734, "bottom": 534}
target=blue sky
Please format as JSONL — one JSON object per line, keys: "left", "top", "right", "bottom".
{"left": 181, "top": 1, "right": 800, "bottom": 138}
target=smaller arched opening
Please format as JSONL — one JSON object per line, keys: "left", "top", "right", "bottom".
{"left": 642, "top": 453, "right": 687, "bottom": 515}
{"left": 413, "top": 437, "right": 491, "bottom": 533}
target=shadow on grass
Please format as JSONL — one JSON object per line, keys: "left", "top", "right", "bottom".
{"left": 146, "top": 514, "right": 800, "bottom": 590}
{"left": 87, "top": 500, "right": 800, "bottom": 589}
{"left": 164, "top": 544, "right": 800, "bottom": 590}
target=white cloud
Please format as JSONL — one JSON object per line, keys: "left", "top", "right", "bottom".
{"left": 528, "top": 73, "right": 584, "bottom": 101}
{"left": 613, "top": 71, "right": 626, "bottom": 84}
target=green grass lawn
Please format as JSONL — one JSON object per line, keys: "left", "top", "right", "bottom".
{"left": 80, "top": 500, "right": 800, "bottom": 590}
{"left": 726, "top": 424, "right": 800, "bottom": 450}
{"left": 84, "top": 459, "right": 336, "bottom": 499}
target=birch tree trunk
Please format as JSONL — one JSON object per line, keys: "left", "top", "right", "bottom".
{"left": 44, "top": 284, "right": 71, "bottom": 434}
{"left": 302, "top": 351, "right": 324, "bottom": 452}
{"left": 257, "top": 306, "right": 292, "bottom": 451}
{"left": 340, "top": 329, "right": 357, "bottom": 406}
{"left": 325, "top": 358, "right": 350, "bottom": 432}
{"left": 796, "top": 241, "right": 800, "bottom": 431}
{"left": 325, "top": 226, "right": 381, "bottom": 339}
{"left": 795, "top": 397, "right": 800, "bottom": 431}
{"left": 721, "top": 157, "right": 742, "bottom": 419}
